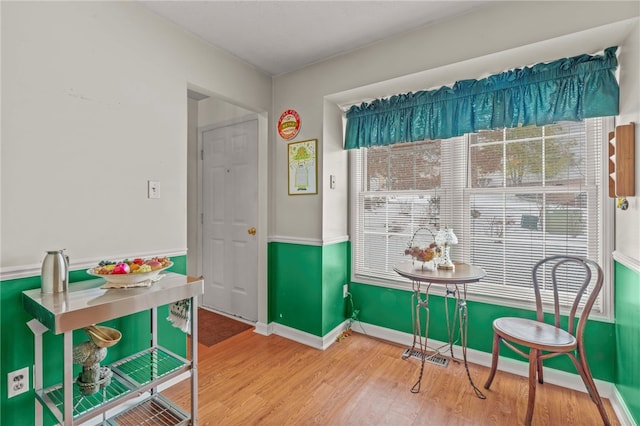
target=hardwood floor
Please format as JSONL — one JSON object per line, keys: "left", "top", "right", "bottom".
{"left": 162, "top": 329, "right": 619, "bottom": 426}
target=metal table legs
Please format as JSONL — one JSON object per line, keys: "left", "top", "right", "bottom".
{"left": 403, "top": 279, "right": 486, "bottom": 399}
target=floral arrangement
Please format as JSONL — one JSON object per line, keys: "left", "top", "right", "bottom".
{"left": 405, "top": 244, "right": 437, "bottom": 263}
{"left": 405, "top": 227, "right": 441, "bottom": 269}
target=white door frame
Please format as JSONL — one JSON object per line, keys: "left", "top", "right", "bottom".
{"left": 196, "top": 113, "right": 269, "bottom": 328}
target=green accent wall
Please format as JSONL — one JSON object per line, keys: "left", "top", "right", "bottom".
{"left": 348, "top": 281, "right": 616, "bottom": 381}
{"left": 268, "top": 242, "right": 323, "bottom": 334}
{"left": 321, "top": 242, "right": 349, "bottom": 335}
{"left": 268, "top": 241, "right": 348, "bottom": 337}
{"left": 614, "top": 261, "right": 640, "bottom": 424}
{"left": 267, "top": 240, "right": 618, "bottom": 382}
{"left": 0, "top": 255, "right": 188, "bottom": 426}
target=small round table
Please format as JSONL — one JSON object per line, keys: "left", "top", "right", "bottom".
{"left": 393, "top": 260, "right": 486, "bottom": 398}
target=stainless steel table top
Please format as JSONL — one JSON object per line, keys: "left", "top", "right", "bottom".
{"left": 393, "top": 261, "right": 486, "bottom": 284}
{"left": 22, "top": 273, "right": 203, "bottom": 334}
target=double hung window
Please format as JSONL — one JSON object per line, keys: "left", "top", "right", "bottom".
{"left": 350, "top": 117, "right": 611, "bottom": 314}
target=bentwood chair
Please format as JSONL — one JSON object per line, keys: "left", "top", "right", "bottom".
{"left": 483, "top": 255, "right": 610, "bottom": 426}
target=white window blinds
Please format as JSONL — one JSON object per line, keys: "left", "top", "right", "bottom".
{"left": 350, "top": 118, "right": 610, "bottom": 313}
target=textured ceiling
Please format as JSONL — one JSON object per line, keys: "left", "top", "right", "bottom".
{"left": 140, "top": 1, "right": 494, "bottom": 76}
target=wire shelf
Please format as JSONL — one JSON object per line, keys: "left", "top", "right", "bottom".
{"left": 111, "top": 347, "right": 187, "bottom": 388}
{"left": 107, "top": 394, "right": 190, "bottom": 426}
{"left": 41, "top": 346, "right": 187, "bottom": 423}
{"left": 43, "top": 373, "right": 132, "bottom": 419}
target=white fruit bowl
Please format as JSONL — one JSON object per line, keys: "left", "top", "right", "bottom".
{"left": 87, "top": 263, "right": 173, "bottom": 286}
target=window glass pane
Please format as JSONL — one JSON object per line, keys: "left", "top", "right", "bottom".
{"left": 470, "top": 141, "right": 503, "bottom": 188}
{"left": 366, "top": 141, "right": 441, "bottom": 192}
{"left": 352, "top": 118, "right": 605, "bottom": 312}
{"left": 389, "top": 144, "right": 416, "bottom": 190}
{"left": 506, "top": 139, "right": 542, "bottom": 187}
{"left": 472, "top": 129, "right": 504, "bottom": 144}
{"left": 413, "top": 141, "right": 441, "bottom": 190}
{"left": 366, "top": 149, "right": 390, "bottom": 191}
{"left": 505, "top": 125, "right": 542, "bottom": 140}
{"left": 544, "top": 135, "right": 584, "bottom": 184}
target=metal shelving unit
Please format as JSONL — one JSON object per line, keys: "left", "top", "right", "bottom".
{"left": 23, "top": 273, "right": 203, "bottom": 425}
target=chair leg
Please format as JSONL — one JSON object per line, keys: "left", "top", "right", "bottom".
{"left": 569, "top": 353, "right": 611, "bottom": 426}
{"left": 484, "top": 332, "right": 501, "bottom": 389}
{"left": 525, "top": 349, "right": 539, "bottom": 426}
{"left": 537, "top": 356, "right": 544, "bottom": 384}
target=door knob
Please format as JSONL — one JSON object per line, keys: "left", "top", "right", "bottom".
{"left": 248, "top": 227, "right": 256, "bottom": 235}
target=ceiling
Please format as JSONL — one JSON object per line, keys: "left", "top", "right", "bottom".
{"left": 140, "top": 1, "right": 494, "bottom": 76}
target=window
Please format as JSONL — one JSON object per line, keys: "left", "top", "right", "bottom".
{"left": 350, "top": 118, "right": 612, "bottom": 315}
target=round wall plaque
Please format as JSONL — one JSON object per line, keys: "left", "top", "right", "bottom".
{"left": 277, "top": 109, "right": 301, "bottom": 140}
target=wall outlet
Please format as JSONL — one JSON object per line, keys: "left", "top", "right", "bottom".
{"left": 343, "top": 284, "right": 349, "bottom": 298}
{"left": 7, "top": 367, "right": 29, "bottom": 398}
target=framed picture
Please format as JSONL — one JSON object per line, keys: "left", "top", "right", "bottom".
{"left": 288, "top": 139, "right": 317, "bottom": 195}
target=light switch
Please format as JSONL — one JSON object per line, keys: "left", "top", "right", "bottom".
{"left": 148, "top": 180, "right": 160, "bottom": 199}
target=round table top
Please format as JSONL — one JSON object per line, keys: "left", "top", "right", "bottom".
{"left": 393, "top": 261, "right": 486, "bottom": 284}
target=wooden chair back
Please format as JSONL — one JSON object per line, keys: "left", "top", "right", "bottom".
{"left": 531, "top": 255, "right": 603, "bottom": 344}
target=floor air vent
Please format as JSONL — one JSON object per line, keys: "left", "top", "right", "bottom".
{"left": 402, "top": 348, "right": 450, "bottom": 368}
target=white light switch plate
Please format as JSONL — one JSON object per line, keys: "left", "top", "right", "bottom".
{"left": 148, "top": 180, "right": 160, "bottom": 199}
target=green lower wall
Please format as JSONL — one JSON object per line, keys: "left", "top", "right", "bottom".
{"left": 268, "top": 242, "right": 323, "bottom": 334}
{"left": 268, "top": 240, "right": 617, "bottom": 382}
{"left": 348, "top": 281, "right": 616, "bottom": 381}
{"left": 268, "top": 241, "right": 348, "bottom": 336}
{"left": 614, "top": 261, "right": 640, "bottom": 424}
{"left": 0, "top": 255, "right": 187, "bottom": 426}
{"left": 321, "top": 242, "right": 349, "bottom": 335}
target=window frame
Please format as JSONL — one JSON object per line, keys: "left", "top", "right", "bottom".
{"left": 348, "top": 118, "right": 615, "bottom": 321}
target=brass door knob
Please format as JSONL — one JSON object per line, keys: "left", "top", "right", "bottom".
{"left": 248, "top": 227, "right": 256, "bottom": 235}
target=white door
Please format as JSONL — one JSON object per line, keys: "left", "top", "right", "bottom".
{"left": 201, "top": 119, "right": 258, "bottom": 322}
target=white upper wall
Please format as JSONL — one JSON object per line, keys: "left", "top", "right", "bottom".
{"left": 1, "top": 1, "right": 271, "bottom": 267}
{"left": 615, "top": 20, "right": 640, "bottom": 260}
{"left": 272, "top": 1, "right": 640, "bottom": 260}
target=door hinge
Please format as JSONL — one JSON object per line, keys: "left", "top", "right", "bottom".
{"left": 200, "top": 150, "right": 204, "bottom": 161}
{"left": 201, "top": 213, "right": 203, "bottom": 224}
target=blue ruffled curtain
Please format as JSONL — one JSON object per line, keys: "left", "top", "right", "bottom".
{"left": 345, "top": 47, "right": 619, "bottom": 149}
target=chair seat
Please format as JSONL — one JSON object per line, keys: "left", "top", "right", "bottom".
{"left": 493, "top": 317, "right": 576, "bottom": 351}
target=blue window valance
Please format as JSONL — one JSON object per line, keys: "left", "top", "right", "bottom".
{"left": 344, "top": 47, "right": 619, "bottom": 149}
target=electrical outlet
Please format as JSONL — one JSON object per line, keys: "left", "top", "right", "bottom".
{"left": 7, "top": 367, "right": 29, "bottom": 398}
{"left": 343, "top": 284, "right": 349, "bottom": 298}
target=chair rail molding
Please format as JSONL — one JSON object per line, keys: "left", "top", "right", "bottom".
{"left": 612, "top": 250, "right": 640, "bottom": 274}
{"left": 0, "top": 248, "right": 188, "bottom": 281}
{"left": 268, "top": 235, "right": 349, "bottom": 246}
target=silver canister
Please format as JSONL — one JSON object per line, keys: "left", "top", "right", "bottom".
{"left": 41, "top": 250, "right": 69, "bottom": 294}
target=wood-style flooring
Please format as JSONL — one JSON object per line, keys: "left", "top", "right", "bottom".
{"left": 162, "top": 329, "right": 619, "bottom": 425}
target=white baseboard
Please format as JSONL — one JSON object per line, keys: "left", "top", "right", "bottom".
{"left": 611, "top": 386, "right": 638, "bottom": 426}
{"left": 320, "top": 320, "right": 351, "bottom": 350}
{"left": 268, "top": 323, "right": 324, "bottom": 349}
{"left": 268, "top": 321, "right": 349, "bottom": 350}
{"left": 254, "top": 321, "right": 270, "bottom": 336}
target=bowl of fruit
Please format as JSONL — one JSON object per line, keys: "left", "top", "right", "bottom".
{"left": 87, "top": 257, "right": 173, "bottom": 286}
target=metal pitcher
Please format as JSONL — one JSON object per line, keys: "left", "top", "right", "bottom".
{"left": 41, "top": 250, "right": 69, "bottom": 294}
